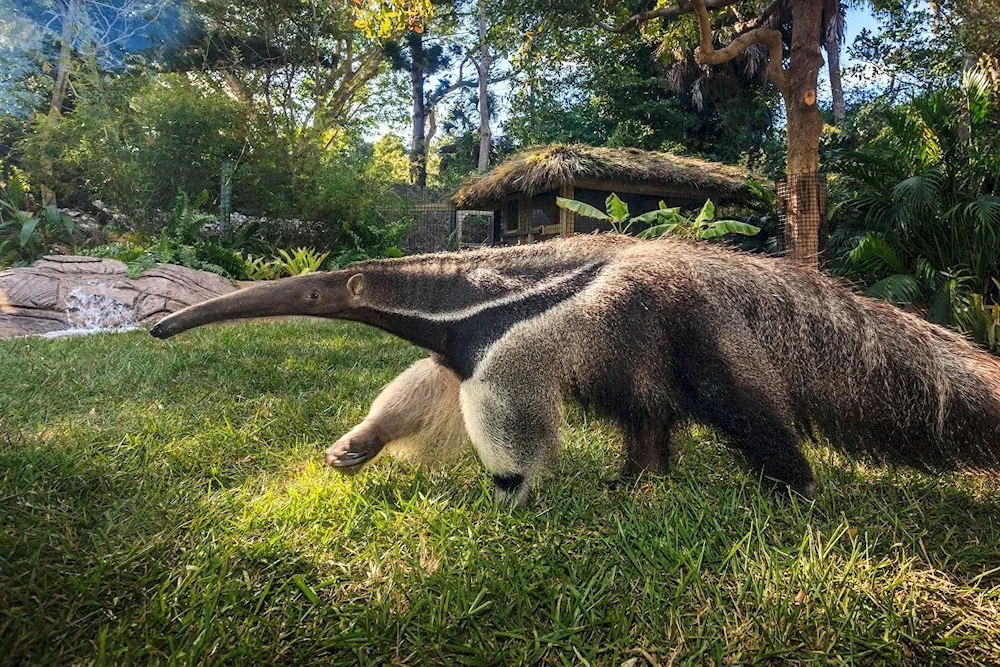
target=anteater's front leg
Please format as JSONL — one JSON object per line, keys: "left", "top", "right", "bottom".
{"left": 459, "top": 371, "right": 562, "bottom": 507}
{"left": 620, "top": 415, "right": 673, "bottom": 479}
{"left": 325, "top": 355, "right": 468, "bottom": 474}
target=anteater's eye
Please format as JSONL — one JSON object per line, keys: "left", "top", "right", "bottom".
{"left": 310, "top": 291, "right": 320, "bottom": 300}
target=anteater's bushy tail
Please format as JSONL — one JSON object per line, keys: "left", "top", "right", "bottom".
{"left": 751, "top": 262, "right": 1000, "bottom": 471}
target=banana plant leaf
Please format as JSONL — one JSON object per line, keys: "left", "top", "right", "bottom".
{"left": 556, "top": 197, "right": 609, "bottom": 221}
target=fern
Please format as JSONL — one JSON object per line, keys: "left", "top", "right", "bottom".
{"left": 125, "top": 255, "right": 159, "bottom": 279}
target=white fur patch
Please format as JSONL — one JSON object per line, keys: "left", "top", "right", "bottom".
{"left": 460, "top": 377, "right": 516, "bottom": 474}
{"left": 466, "top": 268, "right": 528, "bottom": 291}
{"left": 380, "top": 262, "right": 600, "bottom": 324}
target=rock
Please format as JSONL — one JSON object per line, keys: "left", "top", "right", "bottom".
{"left": 0, "top": 256, "right": 237, "bottom": 338}
{"left": 61, "top": 209, "right": 107, "bottom": 246}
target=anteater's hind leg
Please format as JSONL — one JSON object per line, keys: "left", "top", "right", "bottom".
{"left": 715, "top": 406, "right": 816, "bottom": 499}
{"left": 678, "top": 344, "right": 816, "bottom": 499}
{"left": 618, "top": 413, "right": 673, "bottom": 480}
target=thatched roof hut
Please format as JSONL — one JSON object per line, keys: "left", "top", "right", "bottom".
{"left": 452, "top": 144, "right": 754, "bottom": 245}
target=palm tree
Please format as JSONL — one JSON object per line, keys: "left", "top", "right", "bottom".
{"left": 830, "top": 67, "right": 1000, "bottom": 331}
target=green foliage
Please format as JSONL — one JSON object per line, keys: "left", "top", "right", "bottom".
{"left": 330, "top": 217, "right": 409, "bottom": 267}
{"left": 557, "top": 194, "right": 759, "bottom": 241}
{"left": 829, "top": 66, "right": 1000, "bottom": 335}
{"left": 16, "top": 72, "right": 396, "bottom": 248}
{"left": 637, "top": 199, "right": 760, "bottom": 241}
{"left": 367, "top": 134, "right": 412, "bottom": 185}
{"left": 79, "top": 241, "right": 147, "bottom": 264}
{"left": 0, "top": 173, "right": 76, "bottom": 266}
{"left": 242, "top": 254, "right": 282, "bottom": 281}
{"left": 80, "top": 195, "right": 406, "bottom": 281}
{"left": 959, "top": 291, "right": 1000, "bottom": 354}
{"left": 84, "top": 191, "right": 247, "bottom": 280}
{"left": 503, "top": 23, "right": 779, "bottom": 168}
{"left": 272, "top": 248, "right": 331, "bottom": 277}
{"left": 18, "top": 75, "right": 245, "bottom": 225}
{"left": 240, "top": 248, "right": 337, "bottom": 280}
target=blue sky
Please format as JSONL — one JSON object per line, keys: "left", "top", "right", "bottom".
{"left": 845, "top": 5, "right": 881, "bottom": 46}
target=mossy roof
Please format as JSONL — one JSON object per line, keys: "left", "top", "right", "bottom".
{"left": 453, "top": 144, "right": 753, "bottom": 209}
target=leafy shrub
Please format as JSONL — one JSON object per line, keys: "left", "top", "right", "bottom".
{"left": 330, "top": 217, "right": 409, "bottom": 267}
{"left": 18, "top": 73, "right": 404, "bottom": 248}
{"left": 84, "top": 191, "right": 248, "bottom": 280}
{"left": 79, "top": 241, "right": 146, "bottom": 264}
{"left": 828, "top": 66, "right": 1000, "bottom": 327}
{"left": 19, "top": 74, "right": 248, "bottom": 226}
{"left": 556, "top": 194, "right": 759, "bottom": 240}
{"left": 272, "top": 248, "right": 330, "bottom": 276}
{"left": 0, "top": 173, "right": 76, "bottom": 266}
{"left": 958, "top": 291, "right": 1000, "bottom": 354}
{"left": 242, "top": 254, "right": 282, "bottom": 280}
{"left": 635, "top": 200, "right": 760, "bottom": 240}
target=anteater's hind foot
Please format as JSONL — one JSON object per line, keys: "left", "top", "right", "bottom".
{"left": 745, "top": 437, "right": 817, "bottom": 501}
{"left": 325, "top": 356, "right": 468, "bottom": 473}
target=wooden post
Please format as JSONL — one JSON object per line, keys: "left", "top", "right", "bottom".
{"left": 491, "top": 210, "right": 502, "bottom": 246}
{"left": 519, "top": 193, "right": 531, "bottom": 244}
{"left": 219, "top": 158, "right": 233, "bottom": 232}
{"left": 560, "top": 184, "right": 575, "bottom": 236}
{"left": 448, "top": 209, "right": 458, "bottom": 249}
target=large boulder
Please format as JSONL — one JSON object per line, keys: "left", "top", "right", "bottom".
{"left": 0, "top": 256, "right": 237, "bottom": 338}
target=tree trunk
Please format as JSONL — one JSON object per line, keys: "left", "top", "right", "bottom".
{"left": 824, "top": 0, "right": 845, "bottom": 125}
{"left": 781, "top": 0, "right": 826, "bottom": 270}
{"left": 426, "top": 104, "right": 437, "bottom": 151}
{"left": 957, "top": 53, "right": 977, "bottom": 141}
{"left": 408, "top": 32, "right": 427, "bottom": 188}
{"left": 49, "top": 0, "right": 79, "bottom": 119}
{"left": 476, "top": 0, "right": 492, "bottom": 173}
{"left": 827, "top": 44, "right": 845, "bottom": 125}
{"left": 41, "top": 0, "right": 80, "bottom": 205}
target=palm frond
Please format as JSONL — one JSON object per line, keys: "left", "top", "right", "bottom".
{"left": 864, "top": 274, "right": 924, "bottom": 306}
{"left": 848, "top": 234, "right": 907, "bottom": 275}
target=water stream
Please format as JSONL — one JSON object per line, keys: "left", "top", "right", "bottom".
{"left": 39, "top": 287, "right": 139, "bottom": 338}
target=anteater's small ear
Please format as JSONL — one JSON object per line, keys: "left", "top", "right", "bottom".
{"left": 347, "top": 273, "right": 364, "bottom": 297}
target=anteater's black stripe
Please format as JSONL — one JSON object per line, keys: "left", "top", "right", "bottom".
{"left": 355, "top": 262, "right": 605, "bottom": 379}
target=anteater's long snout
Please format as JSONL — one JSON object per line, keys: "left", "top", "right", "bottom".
{"left": 150, "top": 316, "right": 189, "bottom": 339}
{"left": 149, "top": 273, "right": 342, "bottom": 340}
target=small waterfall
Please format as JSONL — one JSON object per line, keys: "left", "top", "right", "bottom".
{"left": 41, "top": 286, "right": 138, "bottom": 338}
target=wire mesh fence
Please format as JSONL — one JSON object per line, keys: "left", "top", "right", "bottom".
{"left": 377, "top": 192, "right": 494, "bottom": 255}
{"left": 775, "top": 172, "right": 827, "bottom": 266}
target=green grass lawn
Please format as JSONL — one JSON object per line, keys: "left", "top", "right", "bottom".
{"left": 2, "top": 320, "right": 999, "bottom": 664}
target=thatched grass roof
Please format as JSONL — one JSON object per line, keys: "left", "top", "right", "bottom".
{"left": 453, "top": 144, "right": 753, "bottom": 209}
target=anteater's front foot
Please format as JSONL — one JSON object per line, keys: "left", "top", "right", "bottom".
{"left": 605, "top": 473, "right": 642, "bottom": 491}
{"left": 764, "top": 477, "right": 817, "bottom": 505}
{"left": 492, "top": 473, "right": 532, "bottom": 507}
{"left": 324, "top": 428, "right": 386, "bottom": 476}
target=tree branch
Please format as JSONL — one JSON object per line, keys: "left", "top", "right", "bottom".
{"left": 598, "top": 0, "right": 740, "bottom": 34}
{"left": 427, "top": 78, "right": 475, "bottom": 105}
{"left": 692, "top": 0, "right": 786, "bottom": 88}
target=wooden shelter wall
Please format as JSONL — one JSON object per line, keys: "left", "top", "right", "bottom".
{"left": 491, "top": 184, "right": 722, "bottom": 245}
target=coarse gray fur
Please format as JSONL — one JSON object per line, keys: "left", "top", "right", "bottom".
{"left": 152, "top": 234, "right": 1000, "bottom": 505}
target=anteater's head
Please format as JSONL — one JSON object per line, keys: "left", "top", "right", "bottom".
{"left": 150, "top": 271, "right": 367, "bottom": 340}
